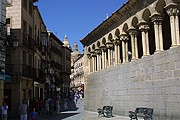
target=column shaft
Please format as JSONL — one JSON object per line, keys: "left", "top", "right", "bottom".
{"left": 159, "top": 23, "right": 164, "bottom": 51}
{"left": 154, "top": 22, "right": 160, "bottom": 51}
{"left": 134, "top": 35, "right": 138, "bottom": 59}
{"left": 175, "top": 15, "right": 180, "bottom": 45}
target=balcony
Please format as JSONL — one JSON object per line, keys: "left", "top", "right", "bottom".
{"left": 0, "top": 22, "right": 6, "bottom": 40}
{"left": 51, "top": 60, "right": 62, "bottom": 70}
{"left": 22, "top": 34, "right": 35, "bottom": 51}
{"left": 51, "top": 45, "right": 62, "bottom": 56}
{"left": 34, "top": 68, "right": 44, "bottom": 83}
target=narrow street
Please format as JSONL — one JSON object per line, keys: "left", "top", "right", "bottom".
{"left": 9, "top": 99, "right": 130, "bottom": 120}
{"left": 38, "top": 99, "right": 85, "bottom": 120}
{"left": 37, "top": 99, "right": 130, "bottom": 120}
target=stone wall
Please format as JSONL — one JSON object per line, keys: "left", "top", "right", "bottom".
{"left": 84, "top": 46, "right": 180, "bottom": 120}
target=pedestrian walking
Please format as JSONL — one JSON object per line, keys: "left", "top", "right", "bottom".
{"left": 74, "top": 92, "right": 79, "bottom": 104}
{"left": 29, "top": 108, "right": 38, "bottom": 120}
{"left": 19, "top": 99, "right": 28, "bottom": 120}
{"left": 1, "top": 102, "right": 8, "bottom": 120}
{"left": 45, "top": 98, "right": 49, "bottom": 114}
{"left": 56, "top": 99, "right": 60, "bottom": 114}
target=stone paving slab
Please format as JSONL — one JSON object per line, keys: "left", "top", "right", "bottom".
{"left": 82, "top": 111, "right": 130, "bottom": 120}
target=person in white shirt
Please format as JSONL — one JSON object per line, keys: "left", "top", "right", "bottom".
{"left": 1, "top": 102, "right": 8, "bottom": 120}
{"left": 19, "top": 99, "right": 28, "bottom": 120}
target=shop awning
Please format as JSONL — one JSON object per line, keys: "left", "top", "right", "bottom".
{"left": 0, "top": 71, "right": 12, "bottom": 81}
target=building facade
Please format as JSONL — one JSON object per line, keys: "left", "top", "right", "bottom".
{"left": 3, "top": 0, "right": 71, "bottom": 117}
{"left": 81, "top": 0, "right": 180, "bottom": 119}
{"left": 62, "top": 35, "right": 72, "bottom": 93}
{"left": 5, "top": 0, "right": 38, "bottom": 117}
{"left": 0, "top": 0, "right": 7, "bottom": 106}
{"left": 73, "top": 54, "right": 84, "bottom": 92}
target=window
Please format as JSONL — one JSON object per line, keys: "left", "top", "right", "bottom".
{"left": 6, "top": 0, "right": 12, "bottom": 6}
{"left": 23, "top": 20, "right": 27, "bottom": 34}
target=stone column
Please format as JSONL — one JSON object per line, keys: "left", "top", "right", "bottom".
{"left": 106, "top": 41, "right": 114, "bottom": 67}
{"left": 114, "top": 37, "right": 121, "bottom": 65}
{"left": 100, "top": 45, "right": 107, "bottom": 69}
{"left": 151, "top": 13, "right": 164, "bottom": 52}
{"left": 95, "top": 49, "right": 102, "bottom": 71}
{"left": 91, "top": 51, "right": 96, "bottom": 72}
{"left": 87, "top": 53, "right": 92, "bottom": 73}
{"left": 120, "top": 34, "right": 129, "bottom": 63}
{"left": 128, "top": 27, "right": 138, "bottom": 60}
{"left": 165, "top": 4, "right": 180, "bottom": 47}
{"left": 139, "top": 22, "right": 150, "bottom": 56}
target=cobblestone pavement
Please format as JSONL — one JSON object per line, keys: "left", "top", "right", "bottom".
{"left": 10, "top": 99, "right": 130, "bottom": 120}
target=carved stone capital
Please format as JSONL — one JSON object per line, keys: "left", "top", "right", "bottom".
{"left": 120, "top": 34, "right": 129, "bottom": 41}
{"left": 150, "top": 13, "right": 163, "bottom": 24}
{"left": 128, "top": 27, "right": 138, "bottom": 36}
{"left": 114, "top": 38, "right": 121, "bottom": 46}
{"left": 87, "top": 53, "right": 91, "bottom": 59}
{"left": 106, "top": 42, "right": 114, "bottom": 50}
{"left": 165, "top": 3, "right": 179, "bottom": 16}
{"left": 100, "top": 45, "right": 107, "bottom": 52}
{"left": 138, "top": 22, "right": 150, "bottom": 32}
{"left": 91, "top": 51, "right": 96, "bottom": 57}
{"left": 95, "top": 49, "right": 102, "bottom": 55}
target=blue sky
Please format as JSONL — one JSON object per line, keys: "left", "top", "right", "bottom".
{"left": 35, "top": 0, "right": 128, "bottom": 53}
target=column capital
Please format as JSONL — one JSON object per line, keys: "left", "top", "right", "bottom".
{"left": 128, "top": 27, "right": 138, "bottom": 36}
{"left": 90, "top": 51, "right": 96, "bottom": 57}
{"left": 95, "top": 49, "right": 102, "bottom": 55}
{"left": 87, "top": 53, "right": 91, "bottom": 59}
{"left": 106, "top": 42, "right": 114, "bottom": 49}
{"left": 100, "top": 45, "right": 107, "bottom": 52}
{"left": 114, "top": 37, "right": 121, "bottom": 46}
{"left": 138, "top": 22, "right": 150, "bottom": 32}
{"left": 150, "top": 13, "right": 163, "bottom": 23}
{"left": 120, "top": 34, "right": 129, "bottom": 41}
{"left": 165, "top": 3, "right": 179, "bottom": 16}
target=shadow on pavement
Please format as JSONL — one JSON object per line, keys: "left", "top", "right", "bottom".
{"left": 39, "top": 113, "right": 80, "bottom": 120}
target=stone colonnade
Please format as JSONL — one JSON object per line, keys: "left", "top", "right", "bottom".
{"left": 86, "top": 3, "right": 180, "bottom": 73}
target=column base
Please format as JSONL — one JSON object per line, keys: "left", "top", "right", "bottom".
{"left": 155, "top": 50, "right": 164, "bottom": 53}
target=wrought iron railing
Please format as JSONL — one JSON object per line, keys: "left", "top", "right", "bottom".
{"left": 22, "top": 33, "right": 36, "bottom": 51}
{"left": 0, "top": 22, "right": 6, "bottom": 40}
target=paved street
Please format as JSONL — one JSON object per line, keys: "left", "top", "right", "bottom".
{"left": 38, "top": 99, "right": 129, "bottom": 120}
{"left": 10, "top": 99, "right": 130, "bottom": 120}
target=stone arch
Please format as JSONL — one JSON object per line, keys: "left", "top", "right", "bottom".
{"left": 92, "top": 44, "right": 95, "bottom": 50}
{"left": 108, "top": 33, "right": 113, "bottom": 41}
{"left": 122, "top": 23, "right": 129, "bottom": 33}
{"left": 88, "top": 47, "right": 91, "bottom": 53}
{"left": 155, "top": 0, "right": 166, "bottom": 13}
{"left": 97, "top": 41, "right": 101, "bottom": 48}
{"left": 115, "top": 28, "right": 120, "bottom": 38}
{"left": 102, "top": 37, "right": 106, "bottom": 45}
{"left": 131, "top": 17, "right": 139, "bottom": 28}
{"left": 142, "top": 9, "right": 151, "bottom": 23}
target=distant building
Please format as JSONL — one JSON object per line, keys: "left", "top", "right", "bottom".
{"left": 70, "top": 42, "right": 84, "bottom": 91}
{"left": 62, "top": 35, "right": 72, "bottom": 93}
{"left": 73, "top": 54, "right": 84, "bottom": 92}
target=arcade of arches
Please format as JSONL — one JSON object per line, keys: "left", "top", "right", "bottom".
{"left": 81, "top": 0, "right": 180, "bottom": 73}
{"left": 81, "top": 0, "right": 180, "bottom": 119}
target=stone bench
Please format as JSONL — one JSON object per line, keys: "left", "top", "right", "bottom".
{"left": 98, "top": 106, "right": 113, "bottom": 118}
{"left": 129, "top": 107, "right": 153, "bottom": 120}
